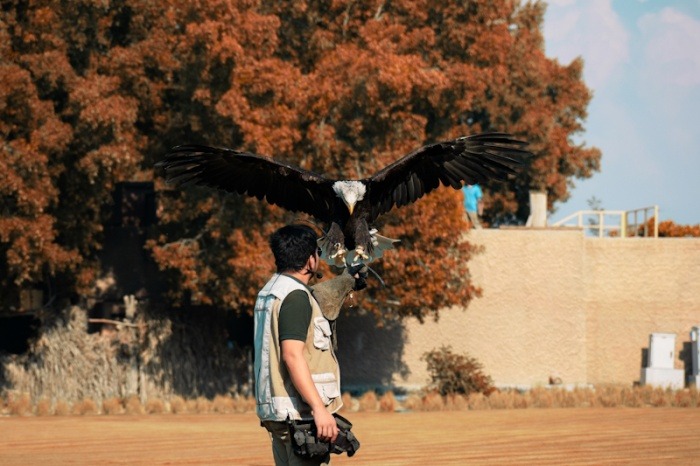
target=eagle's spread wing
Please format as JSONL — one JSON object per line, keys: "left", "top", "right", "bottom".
{"left": 157, "top": 145, "right": 336, "bottom": 221}
{"left": 365, "top": 133, "right": 529, "bottom": 220}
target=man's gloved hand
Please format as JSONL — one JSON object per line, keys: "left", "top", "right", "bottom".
{"left": 347, "top": 264, "right": 368, "bottom": 291}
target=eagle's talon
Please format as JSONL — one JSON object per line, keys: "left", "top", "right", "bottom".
{"left": 329, "top": 243, "right": 347, "bottom": 260}
{"left": 354, "top": 246, "right": 369, "bottom": 261}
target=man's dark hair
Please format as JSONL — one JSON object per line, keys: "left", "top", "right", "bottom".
{"left": 270, "top": 224, "right": 319, "bottom": 273}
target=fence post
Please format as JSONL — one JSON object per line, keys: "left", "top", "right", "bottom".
{"left": 654, "top": 206, "right": 659, "bottom": 238}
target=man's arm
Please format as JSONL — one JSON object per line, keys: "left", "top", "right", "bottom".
{"left": 281, "top": 339, "right": 339, "bottom": 442}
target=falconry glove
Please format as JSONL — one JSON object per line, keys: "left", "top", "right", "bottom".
{"left": 347, "top": 263, "right": 368, "bottom": 291}
{"left": 311, "top": 266, "right": 367, "bottom": 321}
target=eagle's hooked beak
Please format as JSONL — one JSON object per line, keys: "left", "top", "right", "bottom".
{"left": 342, "top": 197, "right": 356, "bottom": 215}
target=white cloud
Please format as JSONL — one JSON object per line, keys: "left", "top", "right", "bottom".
{"left": 546, "top": 0, "right": 577, "bottom": 6}
{"left": 638, "top": 8, "right": 700, "bottom": 87}
{"left": 545, "top": 1, "right": 700, "bottom": 225}
{"left": 543, "top": 0, "right": 629, "bottom": 90}
{"left": 635, "top": 8, "right": 700, "bottom": 164}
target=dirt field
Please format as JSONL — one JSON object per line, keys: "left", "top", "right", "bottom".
{"left": 1, "top": 408, "right": 699, "bottom": 465}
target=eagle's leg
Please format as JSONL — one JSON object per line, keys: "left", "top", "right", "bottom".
{"left": 353, "top": 219, "right": 372, "bottom": 262}
{"left": 323, "top": 222, "right": 347, "bottom": 262}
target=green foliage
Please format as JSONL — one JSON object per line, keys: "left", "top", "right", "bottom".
{"left": 422, "top": 346, "right": 495, "bottom": 396}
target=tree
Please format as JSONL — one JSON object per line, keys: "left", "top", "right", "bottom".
{"left": 649, "top": 219, "right": 700, "bottom": 238}
{"left": 1, "top": 0, "right": 599, "bottom": 322}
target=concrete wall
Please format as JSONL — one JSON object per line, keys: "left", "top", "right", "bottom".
{"left": 337, "top": 229, "right": 700, "bottom": 391}
{"left": 584, "top": 237, "right": 700, "bottom": 385}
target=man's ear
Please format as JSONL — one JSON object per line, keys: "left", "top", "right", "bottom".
{"left": 305, "top": 254, "right": 315, "bottom": 272}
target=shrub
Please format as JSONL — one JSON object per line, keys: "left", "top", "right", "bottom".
{"left": 488, "top": 390, "right": 525, "bottom": 409}
{"left": 211, "top": 395, "right": 233, "bottom": 414}
{"left": 186, "top": 398, "right": 199, "bottom": 412}
{"left": 72, "top": 398, "right": 98, "bottom": 415}
{"left": 358, "top": 391, "right": 378, "bottom": 412}
{"left": 54, "top": 400, "right": 71, "bottom": 416}
{"left": 674, "top": 390, "right": 697, "bottom": 408}
{"left": 8, "top": 393, "right": 32, "bottom": 416}
{"left": 125, "top": 395, "right": 144, "bottom": 415}
{"left": 421, "top": 391, "right": 444, "bottom": 411}
{"left": 340, "top": 392, "right": 355, "bottom": 412}
{"left": 403, "top": 394, "right": 423, "bottom": 411}
{"left": 103, "top": 397, "right": 124, "bottom": 415}
{"left": 194, "top": 396, "right": 211, "bottom": 413}
{"left": 445, "top": 393, "right": 469, "bottom": 411}
{"left": 233, "top": 394, "right": 255, "bottom": 413}
{"left": 379, "top": 391, "right": 397, "bottom": 412}
{"left": 422, "top": 346, "right": 495, "bottom": 396}
{"left": 36, "top": 398, "right": 53, "bottom": 416}
{"left": 145, "top": 398, "right": 166, "bottom": 414}
{"left": 650, "top": 388, "right": 671, "bottom": 408}
{"left": 169, "top": 395, "right": 187, "bottom": 414}
{"left": 467, "top": 392, "right": 490, "bottom": 410}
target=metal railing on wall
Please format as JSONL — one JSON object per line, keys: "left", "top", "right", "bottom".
{"left": 551, "top": 205, "right": 659, "bottom": 238}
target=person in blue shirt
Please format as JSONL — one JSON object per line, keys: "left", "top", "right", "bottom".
{"left": 462, "top": 183, "right": 483, "bottom": 229}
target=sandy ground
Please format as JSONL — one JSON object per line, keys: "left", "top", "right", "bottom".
{"left": 1, "top": 408, "right": 699, "bottom": 465}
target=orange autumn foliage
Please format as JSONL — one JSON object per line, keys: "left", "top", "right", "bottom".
{"left": 1, "top": 1, "right": 599, "bottom": 321}
{"left": 644, "top": 219, "right": 700, "bottom": 238}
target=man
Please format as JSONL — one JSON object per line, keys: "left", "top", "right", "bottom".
{"left": 254, "top": 224, "right": 359, "bottom": 465}
{"left": 462, "top": 183, "right": 483, "bottom": 229}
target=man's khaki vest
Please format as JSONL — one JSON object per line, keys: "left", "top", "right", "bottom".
{"left": 254, "top": 274, "right": 343, "bottom": 421}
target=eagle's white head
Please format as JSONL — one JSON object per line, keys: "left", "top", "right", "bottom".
{"left": 332, "top": 181, "right": 366, "bottom": 215}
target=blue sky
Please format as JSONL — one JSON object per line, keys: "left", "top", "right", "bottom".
{"left": 543, "top": 0, "right": 700, "bottom": 225}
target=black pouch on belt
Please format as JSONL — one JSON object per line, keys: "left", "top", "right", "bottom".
{"left": 287, "top": 413, "right": 361, "bottom": 459}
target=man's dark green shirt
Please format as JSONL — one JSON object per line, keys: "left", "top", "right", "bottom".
{"left": 278, "top": 275, "right": 313, "bottom": 343}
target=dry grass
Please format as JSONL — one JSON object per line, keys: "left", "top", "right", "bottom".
{"left": 486, "top": 390, "right": 529, "bottom": 409}
{"left": 35, "top": 398, "right": 51, "bottom": 416}
{"left": 72, "top": 398, "right": 99, "bottom": 416}
{"left": 54, "top": 400, "right": 71, "bottom": 416}
{"left": 444, "top": 393, "right": 469, "bottom": 410}
{"left": 102, "top": 397, "right": 124, "bottom": 415}
{"left": 211, "top": 395, "right": 234, "bottom": 414}
{"left": 378, "top": 391, "right": 397, "bottom": 412}
{"left": 420, "top": 391, "right": 445, "bottom": 411}
{"left": 145, "top": 398, "right": 166, "bottom": 414}
{"left": 125, "top": 395, "right": 144, "bottom": 415}
{"left": 674, "top": 389, "right": 699, "bottom": 407}
{"left": 358, "top": 391, "right": 378, "bottom": 412}
{"left": 170, "top": 395, "right": 187, "bottom": 414}
{"left": 185, "top": 398, "right": 198, "bottom": 412}
{"left": 402, "top": 394, "right": 423, "bottom": 411}
{"left": 340, "top": 392, "right": 355, "bottom": 412}
{"left": 233, "top": 394, "right": 255, "bottom": 413}
{"left": 194, "top": 396, "right": 211, "bottom": 414}
{"left": 467, "top": 392, "right": 491, "bottom": 410}
{"left": 8, "top": 393, "right": 32, "bottom": 416}
{"left": 2, "top": 385, "right": 698, "bottom": 418}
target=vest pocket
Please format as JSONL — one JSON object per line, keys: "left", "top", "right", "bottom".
{"left": 312, "top": 372, "right": 341, "bottom": 405}
{"left": 313, "top": 317, "right": 332, "bottom": 350}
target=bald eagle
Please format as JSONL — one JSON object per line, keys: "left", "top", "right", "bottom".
{"left": 157, "top": 132, "right": 529, "bottom": 266}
